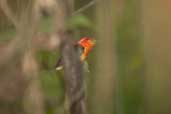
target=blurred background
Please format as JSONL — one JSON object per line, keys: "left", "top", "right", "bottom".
{"left": 0, "top": 0, "right": 170, "bottom": 114}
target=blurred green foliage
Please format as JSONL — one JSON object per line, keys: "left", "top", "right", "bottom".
{"left": 0, "top": 27, "right": 16, "bottom": 42}
{"left": 116, "top": 0, "right": 144, "bottom": 114}
{"left": 67, "top": 14, "right": 93, "bottom": 30}
{"left": 39, "top": 16, "right": 53, "bottom": 33}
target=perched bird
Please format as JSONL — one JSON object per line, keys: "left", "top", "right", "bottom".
{"left": 55, "top": 37, "right": 96, "bottom": 71}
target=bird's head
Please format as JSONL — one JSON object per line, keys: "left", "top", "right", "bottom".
{"left": 55, "top": 37, "right": 96, "bottom": 71}
{"left": 78, "top": 37, "right": 96, "bottom": 48}
{"left": 78, "top": 37, "right": 96, "bottom": 61}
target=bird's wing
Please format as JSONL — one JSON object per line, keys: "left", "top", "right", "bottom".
{"left": 55, "top": 56, "right": 63, "bottom": 70}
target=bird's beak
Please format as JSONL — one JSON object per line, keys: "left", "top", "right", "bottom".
{"left": 88, "top": 39, "right": 96, "bottom": 46}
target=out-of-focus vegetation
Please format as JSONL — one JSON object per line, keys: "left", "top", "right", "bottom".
{"left": 0, "top": 0, "right": 171, "bottom": 114}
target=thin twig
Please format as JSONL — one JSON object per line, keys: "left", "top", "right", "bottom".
{"left": 72, "top": 0, "right": 95, "bottom": 16}
{"left": 0, "top": 0, "right": 19, "bottom": 28}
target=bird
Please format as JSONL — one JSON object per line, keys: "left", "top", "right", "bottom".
{"left": 55, "top": 37, "right": 96, "bottom": 71}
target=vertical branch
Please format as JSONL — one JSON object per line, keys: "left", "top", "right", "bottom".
{"left": 23, "top": 50, "right": 44, "bottom": 114}
{"left": 90, "top": 0, "right": 116, "bottom": 114}
{"left": 22, "top": 1, "right": 44, "bottom": 114}
{"left": 54, "top": 0, "right": 87, "bottom": 114}
{"left": 0, "top": 0, "right": 42, "bottom": 114}
{"left": 0, "top": 0, "right": 39, "bottom": 67}
{"left": 142, "top": 0, "right": 171, "bottom": 114}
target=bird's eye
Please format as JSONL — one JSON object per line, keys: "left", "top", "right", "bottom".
{"left": 77, "top": 46, "right": 84, "bottom": 56}
{"left": 79, "top": 46, "right": 84, "bottom": 52}
{"left": 80, "top": 46, "right": 84, "bottom": 51}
